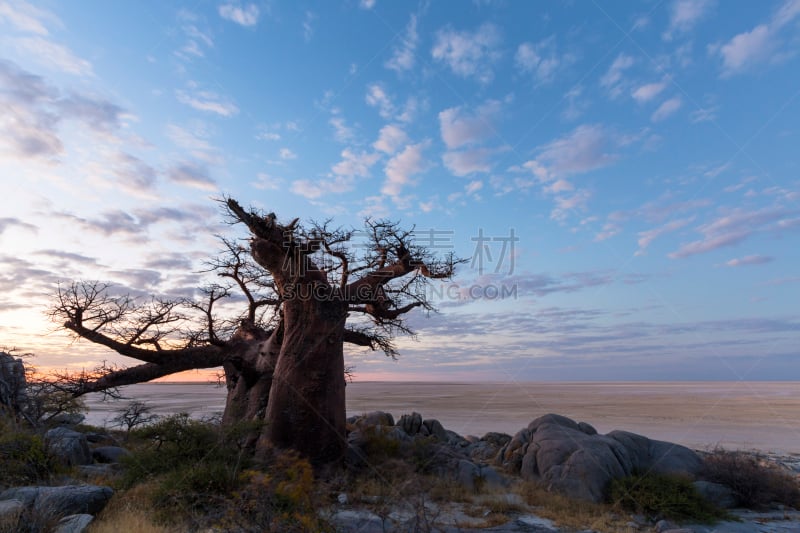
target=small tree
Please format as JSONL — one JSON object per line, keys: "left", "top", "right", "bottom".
{"left": 50, "top": 199, "right": 463, "bottom": 466}
{"left": 111, "top": 400, "right": 159, "bottom": 435}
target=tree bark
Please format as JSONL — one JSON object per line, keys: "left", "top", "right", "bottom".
{"left": 257, "top": 296, "right": 348, "bottom": 467}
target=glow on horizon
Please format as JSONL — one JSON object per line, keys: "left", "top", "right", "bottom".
{"left": 0, "top": 0, "right": 798, "bottom": 382}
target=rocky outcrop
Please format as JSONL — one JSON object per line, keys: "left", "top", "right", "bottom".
{"left": 0, "top": 351, "right": 27, "bottom": 414}
{"left": 0, "top": 484, "right": 113, "bottom": 525}
{"left": 496, "top": 413, "right": 703, "bottom": 503}
{"left": 92, "top": 446, "right": 130, "bottom": 464}
{"left": 53, "top": 513, "right": 94, "bottom": 533}
{"left": 45, "top": 427, "right": 93, "bottom": 466}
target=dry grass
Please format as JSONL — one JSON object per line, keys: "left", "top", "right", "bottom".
{"left": 703, "top": 448, "right": 800, "bottom": 509}
{"left": 515, "top": 481, "right": 636, "bottom": 533}
{"left": 88, "top": 482, "right": 171, "bottom": 533}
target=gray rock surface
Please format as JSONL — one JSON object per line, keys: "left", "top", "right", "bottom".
{"left": 693, "top": 480, "right": 738, "bottom": 509}
{"left": 0, "top": 499, "right": 24, "bottom": 529}
{"left": 457, "top": 459, "right": 508, "bottom": 492}
{"left": 497, "top": 413, "right": 703, "bottom": 502}
{"left": 0, "top": 352, "right": 27, "bottom": 413}
{"left": 45, "top": 427, "right": 93, "bottom": 466}
{"left": 92, "top": 446, "right": 130, "bottom": 463}
{"left": 0, "top": 484, "right": 113, "bottom": 518}
{"left": 53, "top": 514, "right": 94, "bottom": 533}
{"left": 398, "top": 412, "right": 423, "bottom": 436}
{"left": 423, "top": 418, "right": 448, "bottom": 441}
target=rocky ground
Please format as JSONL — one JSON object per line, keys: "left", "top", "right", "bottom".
{"left": 2, "top": 349, "right": 799, "bottom": 532}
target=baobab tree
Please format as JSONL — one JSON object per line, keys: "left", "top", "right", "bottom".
{"left": 50, "top": 198, "right": 461, "bottom": 466}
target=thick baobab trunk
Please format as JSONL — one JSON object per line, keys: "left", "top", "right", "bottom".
{"left": 221, "top": 323, "right": 281, "bottom": 435}
{"left": 257, "top": 296, "right": 348, "bottom": 467}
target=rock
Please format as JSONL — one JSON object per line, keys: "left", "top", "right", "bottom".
{"left": 655, "top": 519, "right": 677, "bottom": 532}
{"left": 92, "top": 446, "right": 130, "bottom": 463}
{"left": 0, "top": 484, "right": 113, "bottom": 518}
{"left": 53, "top": 514, "right": 94, "bottom": 533}
{"left": 0, "top": 499, "right": 24, "bottom": 529}
{"left": 422, "top": 419, "right": 448, "bottom": 441}
{"left": 330, "top": 509, "right": 385, "bottom": 533}
{"left": 578, "top": 421, "right": 597, "bottom": 435}
{"left": 445, "top": 429, "right": 470, "bottom": 447}
{"left": 0, "top": 352, "right": 27, "bottom": 414}
{"left": 50, "top": 413, "right": 86, "bottom": 426}
{"left": 398, "top": 412, "right": 423, "bottom": 436}
{"left": 337, "top": 492, "right": 348, "bottom": 504}
{"left": 457, "top": 459, "right": 508, "bottom": 493}
{"left": 356, "top": 411, "right": 395, "bottom": 428}
{"left": 77, "top": 464, "right": 119, "bottom": 478}
{"left": 693, "top": 480, "right": 738, "bottom": 509}
{"left": 468, "top": 432, "right": 512, "bottom": 462}
{"left": 497, "top": 414, "right": 703, "bottom": 503}
{"left": 46, "top": 427, "right": 93, "bottom": 466}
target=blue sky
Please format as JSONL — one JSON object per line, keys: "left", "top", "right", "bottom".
{"left": 0, "top": 0, "right": 798, "bottom": 381}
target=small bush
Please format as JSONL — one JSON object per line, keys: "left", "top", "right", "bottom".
{"left": 361, "top": 426, "right": 401, "bottom": 460}
{"left": 703, "top": 449, "right": 800, "bottom": 509}
{"left": 609, "top": 473, "right": 726, "bottom": 523}
{"left": 219, "top": 449, "right": 332, "bottom": 532}
{"left": 120, "top": 413, "right": 224, "bottom": 488}
{"left": 0, "top": 422, "right": 56, "bottom": 488}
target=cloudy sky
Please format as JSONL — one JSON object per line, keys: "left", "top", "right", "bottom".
{"left": 1, "top": 0, "right": 799, "bottom": 381}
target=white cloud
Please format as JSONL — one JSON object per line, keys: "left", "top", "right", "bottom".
{"left": 663, "top": 0, "right": 714, "bottom": 40}
{"left": 332, "top": 148, "right": 379, "bottom": 178}
{"left": 442, "top": 147, "right": 494, "bottom": 176}
{"left": 365, "top": 83, "right": 394, "bottom": 119}
{"left": 218, "top": 3, "right": 260, "bottom": 27}
{"left": 0, "top": 0, "right": 60, "bottom": 35}
{"left": 514, "top": 37, "right": 571, "bottom": 84}
{"left": 631, "top": 81, "right": 667, "bottom": 103}
{"left": 431, "top": 23, "right": 501, "bottom": 83}
{"left": 359, "top": 0, "right": 376, "bottom": 9}
{"left": 165, "top": 123, "right": 222, "bottom": 166}
{"left": 717, "top": 24, "right": 773, "bottom": 76}
{"left": 252, "top": 172, "right": 283, "bottom": 190}
{"left": 329, "top": 114, "right": 354, "bottom": 143}
{"left": 303, "top": 11, "right": 315, "bottom": 42}
{"left": 175, "top": 89, "right": 239, "bottom": 117}
{"left": 651, "top": 96, "right": 682, "bottom": 122}
{"left": 386, "top": 14, "right": 418, "bottom": 73}
{"left": 438, "top": 100, "right": 501, "bottom": 149}
{"left": 279, "top": 147, "right": 297, "bottom": 160}
{"left": 550, "top": 190, "right": 591, "bottom": 221}
{"left": 669, "top": 206, "right": 799, "bottom": 258}
{"left": 167, "top": 163, "right": 217, "bottom": 191}
{"left": 599, "top": 53, "right": 634, "bottom": 98}
{"left": 373, "top": 124, "right": 408, "bottom": 154}
{"left": 397, "top": 96, "right": 419, "bottom": 123}
{"left": 725, "top": 255, "right": 773, "bottom": 267}
{"left": 714, "top": 0, "right": 800, "bottom": 76}
{"left": 11, "top": 36, "right": 92, "bottom": 76}
{"left": 690, "top": 104, "right": 718, "bottom": 123}
{"left": 465, "top": 180, "right": 483, "bottom": 195}
{"left": 382, "top": 142, "right": 428, "bottom": 197}
{"left": 527, "top": 124, "right": 616, "bottom": 180}
{"left": 635, "top": 217, "right": 694, "bottom": 255}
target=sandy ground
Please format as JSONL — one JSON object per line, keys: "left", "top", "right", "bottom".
{"left": 83, "top": 381, "right": 800, "bottom": 454}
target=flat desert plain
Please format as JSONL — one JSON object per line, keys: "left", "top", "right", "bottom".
{"left": 83, "top": 381, "right": 800, "bottom": 454}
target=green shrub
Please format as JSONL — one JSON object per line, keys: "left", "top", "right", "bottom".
{"left": 220, "top": 449, "right": 332, "bottom": 532}
{"left": 0, "top": 422, "right": 56, "bottom": 488}
{"left": 361, "top": 426, "right": 401, "bottom": 460}
{"left": 703, "top": 449, "right": 800, "bottom": 509}
{"left": 609, "top": 473, "right": 727, "bottom": 523}
{"left": 121, "top": 413, "right": 224, "bottom": 488}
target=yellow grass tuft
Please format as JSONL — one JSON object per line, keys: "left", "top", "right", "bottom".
{"left": 88, "top": 482, "right": 171, "bottom": 533}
